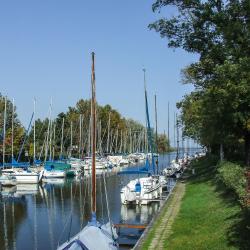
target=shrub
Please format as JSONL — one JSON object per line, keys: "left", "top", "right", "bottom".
{"left": 217, "top": 161, "right": 247, "bottom": 206}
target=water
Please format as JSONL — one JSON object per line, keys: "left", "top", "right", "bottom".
{"left": 0, "top": 151, "right": 196, "bottom": 250}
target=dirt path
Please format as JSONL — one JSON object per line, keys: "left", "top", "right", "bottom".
{"left": 137, "top": 182, "right": 186, "bottom": 250}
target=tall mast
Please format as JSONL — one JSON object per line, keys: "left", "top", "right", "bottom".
{"left": 60, "top": 117, "right": 64, "bottom": 159}
{"left": 143, "top": 69, "right": 155, "bottom": 173}
{"left": 3, "top": 97, "right": 7, "bottom": 167}
{"left": 106, "top": 112, "right": 111, "bottom": 154}
{"left": 70, "top": 121, "right": 73, "bottom": 158}
{"left": 33, "top": 98, "right": 36, "bottom": 163}
{"left": 79, "top": 114, "right": 82, "bottom": 158}
{"left": 52, "top": 123, "right": 56, "bottom": 161}
{"left": 45, "top": 101, "right": 52, "bottom": 162}
{"left": 176, "top": 114, "right": 180, "bottom": 161}
{"left": 154, "top": 94, "right": 158, "bottom": 174}
{"left": 173, "top": 111, "right": 176, "bottom": 149}
{"left": 12, "top": 98, "right": 14, "bottom": 163}
{"left": 167, "top": 102, "right": 170, "bottom": 149}
{"left": 91, "top": 52, "right": 96, "bottom": 216}
{"left": 88, "top": 116, "right": 91, "bottom": 157}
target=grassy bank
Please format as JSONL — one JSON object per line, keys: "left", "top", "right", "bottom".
{"left": 141, "top": 156, "right": 250, "bottom": 249}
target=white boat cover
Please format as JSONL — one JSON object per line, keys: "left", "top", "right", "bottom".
{"left": 58, "top": 222, "right": 118, "bottom": 250}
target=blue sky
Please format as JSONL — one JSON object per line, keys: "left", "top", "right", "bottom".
{"left": 0, "top": 0, "right": 197, "bottom": 145}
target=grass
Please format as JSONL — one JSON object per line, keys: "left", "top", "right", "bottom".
{"left": 140, "top": 156, "right": 250, "bottom": 250}
{"left": 140, "top": 186, "right": 180, "bottom": 249}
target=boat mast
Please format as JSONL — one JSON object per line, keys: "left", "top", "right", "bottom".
{"left": 48, "top": 100, "right": 53, "bottom": 161}
{"left": 143, "top": 69, "right": 155, "bottom": 173}
{"left": 3, "top": 96, "right": 7, "bottom": 167}
{"left": 176, "top": 113, "right": 180, "bottom": 161}
{"left": 12, "top": 98, "right": 14, "bottom": 164}
{"left": 33, "top": 98, "right": 36, "bottom": 164}
{"left": 167, "top": 102, "right": 170, "bottom": 149}
{"left": 70, "top": 121, "right": 73, "bottom": 158}
{"left": 60, "top": 117, "right": 64, "bottom": 159}
{"left": 106, "top": 112, "right": 110, "bottom": 154}
{"left": 91, "top": 52, "right": 97, "bottom": 217}
{"left": 52, "top": 123, "right": 56, "bottom": 161}
{"left": 154, "top": 94, "right": 158, "bottom": 174}
{"left": 167, "top": 102, "right": 170, "bottom": 164}
{"left": 45, "top": 101, "right": 52, "bottom": 162}
{"left": 79, "top": 114, "right": 82, "bottom": 158}
{"left": 174, "top": 111, "right": 176, "bottom": 149}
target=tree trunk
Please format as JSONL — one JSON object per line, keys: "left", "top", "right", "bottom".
{"left": 245, "top": 132, "right": 250, "bottom": 167}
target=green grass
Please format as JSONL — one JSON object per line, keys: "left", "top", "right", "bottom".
{"left": 141, "top": 156, "right": 250, "bottom": 249}
{"left": 140, "top": 188, "right": 177, "bottom": 249}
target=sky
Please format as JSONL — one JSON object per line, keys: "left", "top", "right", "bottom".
{"left": 0, "top": 0, "right": 198, "bottom": 146}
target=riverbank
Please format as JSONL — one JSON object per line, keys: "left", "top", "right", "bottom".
{"left": 138, "top": 156, "right": 250, "bottom": 249}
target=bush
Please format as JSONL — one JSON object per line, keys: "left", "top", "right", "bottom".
{"left": 217, "top": 161, "right": 247, "bottom": 206}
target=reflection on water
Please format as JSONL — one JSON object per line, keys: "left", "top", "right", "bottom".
{"left": 0, "top": 151, "right": 196, "bottom": 250}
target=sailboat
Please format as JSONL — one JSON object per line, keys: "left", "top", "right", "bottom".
{"left": 57, "top": 53, "right": 118, "bottom": 250}
{"left": 1, "top": 98, "right": 41, "bottom": 184}
{"left": 120, "top": 69, "right": 163, "bottom": 205}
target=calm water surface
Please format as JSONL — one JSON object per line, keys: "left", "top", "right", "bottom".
{"left": 0, "top": 152, "right": 193, "bottom": 250}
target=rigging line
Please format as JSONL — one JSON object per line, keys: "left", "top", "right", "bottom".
{"left": 57, "top": 181, "right": 78, "bottom": 246}
{"left": 102, "top": 172, "right": 116, "bottom": 241}
{"left": 99, "top": 173, "right": 104, "bottom": 224}
{"left": 17, "top": 111, "right": 34, "bottom": 162}
{"left": 80, "top": 178, "right": 88, "bottom": 229}
{"left": 38, "top": 132, "right": 47, "bottom": 160}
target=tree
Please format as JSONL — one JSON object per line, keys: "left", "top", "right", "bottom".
{"left": 150, "top": 0, "right": 250, "bottom": 165}
{"left": 157, "top": 134, "right": 171, "bottom": 153}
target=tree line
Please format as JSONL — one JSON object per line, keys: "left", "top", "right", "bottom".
{"left": 0, "top": 95, "right": 171, "bottom": 163}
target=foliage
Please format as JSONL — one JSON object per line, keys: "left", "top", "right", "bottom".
{"left": 150, "top": 0, "right": 250, "bottom": 164}
{"left": 157, "top": 133, "right": 170, "bottom": 153}
{"left": 217, "top": 161, "right": 247, "bottom": 206}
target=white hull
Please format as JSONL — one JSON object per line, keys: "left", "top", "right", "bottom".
{"left": 1, "top": 168, "right": 40, "bottom": 184}
{"left": 43, "top": 170, "right": 65, "bottom": 179}
{"left": 0, "top": 176, "right": 17, "bottom": 186}
{"left": 14, "top": 173, "right": 39, "bottom": 184}
{"left": 120, "top": 176, "right": 162, "bottom": 205}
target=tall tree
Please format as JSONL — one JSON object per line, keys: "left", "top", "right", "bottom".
{"left": 150, "top": 0, "right": 250, "bottom": 164}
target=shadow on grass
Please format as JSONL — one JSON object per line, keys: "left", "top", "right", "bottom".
{"left": 226, "top": 209, "right": 250, "bottom": 250}
{"left": 187, "top": 156, "right": 250, "bottom": 249}
{"left": 214, "top": 182, "right": 250, "bottom": 249}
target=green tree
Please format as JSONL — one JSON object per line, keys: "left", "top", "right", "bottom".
{"left": 150, "top": 0, "right": 250, "bottom": 164}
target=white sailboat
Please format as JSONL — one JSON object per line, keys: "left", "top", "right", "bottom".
{"left": 120, "top": 175, "right": 162, "bottom": 205}
{"left": 120, "top": 69, "right": 163, "bottom": 205}
{"left": 57, "top": 52, "right": 118, "bottom": 250}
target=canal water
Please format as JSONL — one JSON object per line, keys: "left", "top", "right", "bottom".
{"left": 0, "top": 151, "right": 194, "bottom": 250}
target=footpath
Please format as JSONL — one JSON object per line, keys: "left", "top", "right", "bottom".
{"left": 134, "top": 181, "right": 186, "bottom": 250}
